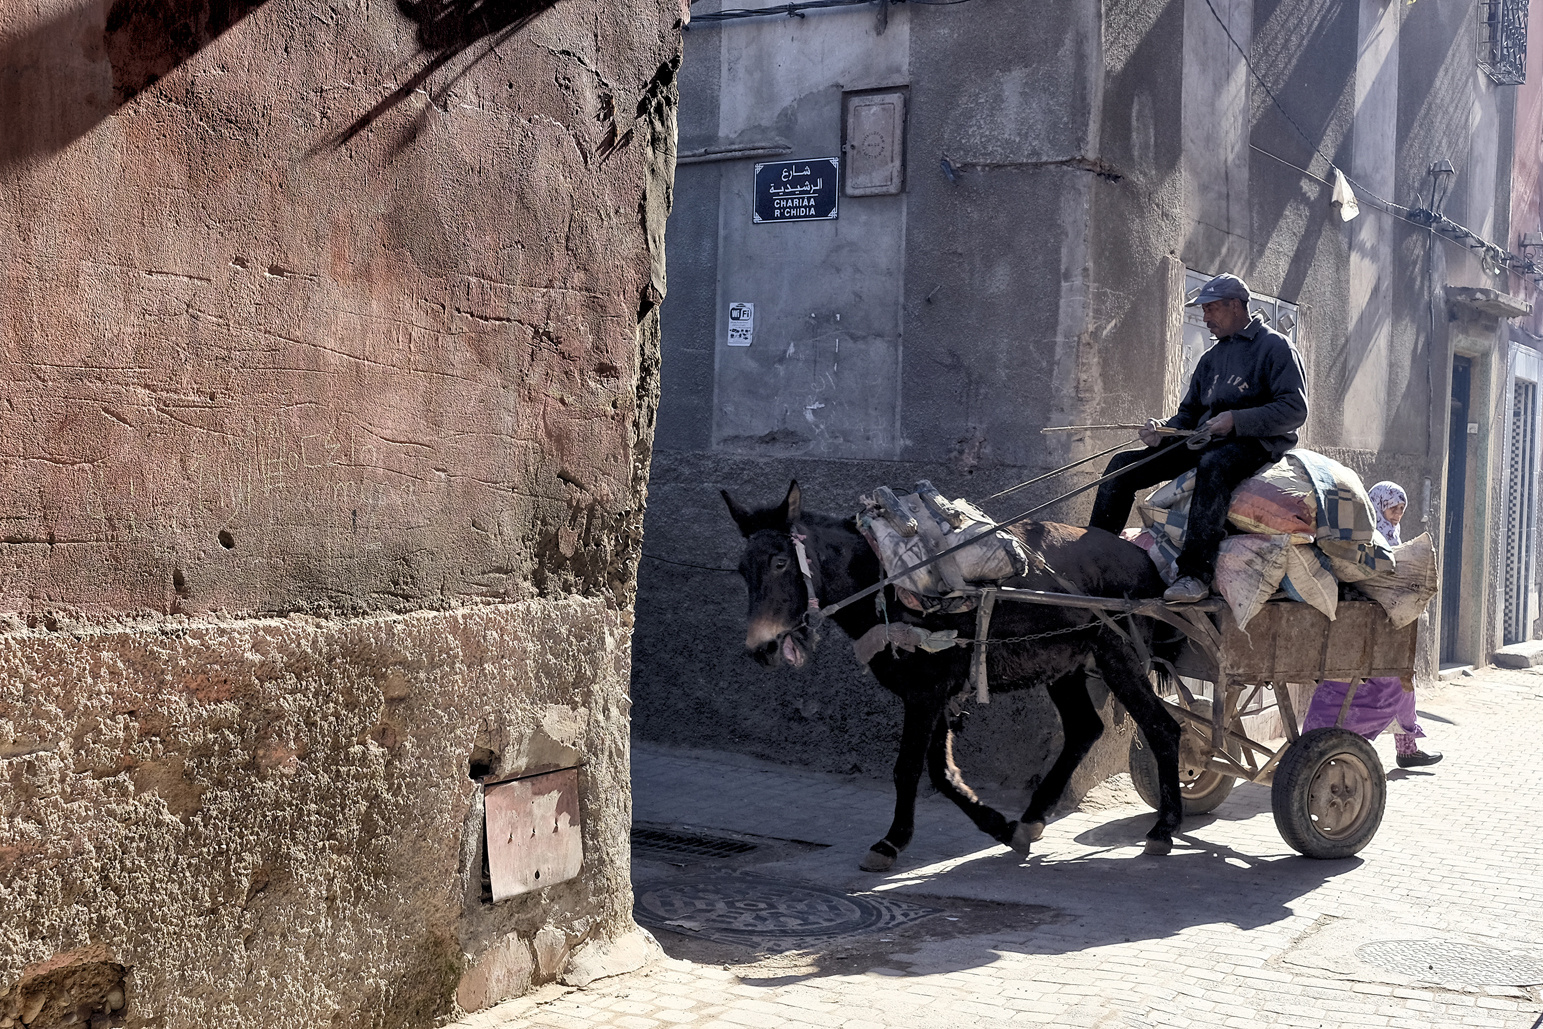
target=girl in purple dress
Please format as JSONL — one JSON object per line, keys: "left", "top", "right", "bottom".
{"left": 1302, "top": 481, "right": 1443, "bottom": 768}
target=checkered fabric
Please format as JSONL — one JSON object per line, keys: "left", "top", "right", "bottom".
{"left": 1136, "top": 468, "right": 1197, "bottom": 547}
{"left": 1287, "top": 450, "right": 1396, "bottom": 574}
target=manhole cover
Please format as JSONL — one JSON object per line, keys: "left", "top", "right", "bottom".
{"left": 1355, "top": 939, "right": 1543, "bottom": 986}
{"left": 632, "top": 826, "right": 758, "bottom": 860}
{"left": 634, "top": 873, "right": 937, "bottom": 951}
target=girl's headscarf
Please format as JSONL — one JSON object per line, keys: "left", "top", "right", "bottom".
{"left": 1368, "top": 481, "right": 1407, "bottom": 547}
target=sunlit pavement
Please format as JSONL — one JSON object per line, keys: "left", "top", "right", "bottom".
{"left": 462, "top": 669, "right": 1543, "bottom": 1029}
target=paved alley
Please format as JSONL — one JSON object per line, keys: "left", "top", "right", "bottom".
{"left": 463, "top": 669, "right": 1543, "bottom": 1029}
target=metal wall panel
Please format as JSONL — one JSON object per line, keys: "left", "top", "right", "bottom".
{"left": 485, "top": 767, "right": 584, "bottom": 902}
{"left": 844, "top": 92, "right": 906, "bottom": 196}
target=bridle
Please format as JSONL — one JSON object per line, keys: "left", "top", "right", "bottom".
{"left": 790, "top": 527, "right": 820, "bottom": 613}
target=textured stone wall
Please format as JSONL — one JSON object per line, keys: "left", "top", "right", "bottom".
{"left": 0, "top": 0, "right": 680, "bottom": 1024}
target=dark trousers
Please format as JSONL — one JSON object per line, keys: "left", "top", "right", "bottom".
{"left": 1088, "top": 437, "right": 1273, "bottom": 582}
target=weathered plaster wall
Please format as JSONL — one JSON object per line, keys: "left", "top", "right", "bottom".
{"left": 0, "top": 0, "right": 677, "bottom": 616}
{"left": 1509, "top": 0, "right": 1543, "bottom": 336}
{"left": 708, "top": 8, "right": 910, "bottom": 459}
{"left": 1, "top": 601, "right": 634, "bottom": 1028}
{"left": 1, "top": 0, "right": 681, "bottom": 1023}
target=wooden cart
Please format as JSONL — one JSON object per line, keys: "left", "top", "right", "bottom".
{"left": 980, "top": 590, "right": 1417, "bottom": 859}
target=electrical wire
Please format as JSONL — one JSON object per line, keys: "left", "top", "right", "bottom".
{"left": 1200, "top": 0, "right": 1397, "bottom": 212}
{"left": 694, "top": 0, "right": 873, "bottom": 23}
{"left": 1254, "top": 141, "right": 1539, "bottom": 286}
{"left": 641, "top": 551, "right": 739, "bottom": 573}
{"left": 691, "top": 0, "right": 975, "bottom": 25}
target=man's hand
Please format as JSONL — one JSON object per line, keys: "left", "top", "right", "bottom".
{"left": 1201, "top": 410, "right": 1236, "bottom": 437}
{"left": 1139, "top": 418, "right": 1164, "bottom": 448}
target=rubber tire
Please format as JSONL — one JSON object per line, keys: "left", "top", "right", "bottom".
{"left": 1129, "top": 698, "right": 1239, "bottom": 816}
{"left": 1271, "top": 727, "right": 1386, "bottom": 859}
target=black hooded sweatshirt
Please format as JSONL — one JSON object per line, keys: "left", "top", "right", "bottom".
{"left": 1165, "top": 314, "right": 1308, "bottom": 460}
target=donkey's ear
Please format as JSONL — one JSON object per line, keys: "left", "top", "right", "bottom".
{"left": 722, "top": 490, "right": 755, "bottom": 537}
{"left": 781, "top": 480, "right": 802, "bottom": 526}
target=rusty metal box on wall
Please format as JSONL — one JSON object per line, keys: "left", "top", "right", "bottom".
{"left": 484, "top": 766, "right": 583, "bottom": 902}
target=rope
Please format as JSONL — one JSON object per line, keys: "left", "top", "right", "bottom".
{"left": 641, "top": 552, "right": 738, "bottom": 573}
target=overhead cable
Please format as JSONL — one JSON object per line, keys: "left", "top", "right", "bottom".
{"left": 691, "top": 0, "right": 975, "bottom": 27}
{"left": 1253, "top": 143, "right": 1538, "bottom": 287}
{"left": 1200, "top": 0, "right": 1397, "bottom": 213}
{"left": 1217, "top": 3, "right": 1538, "bottom": 288}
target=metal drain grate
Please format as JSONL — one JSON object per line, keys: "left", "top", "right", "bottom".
{"left": 1356, "top": 939, "right": 1543, "bottom": 986}
{"left": 631, "top": 826, "right": 759, "bottom": 859}
{"left": 634, "top": 872, "right": 937, "bottom": 952}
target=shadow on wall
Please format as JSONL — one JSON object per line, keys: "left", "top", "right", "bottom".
{"left": 326, "top": 0, "right": 562, "bottom": 149}
{"left": 0, "top": 0, "right": 560, "bottom": 169}
{"left": 0, "top": 0, "right": 269, "bottom": 169}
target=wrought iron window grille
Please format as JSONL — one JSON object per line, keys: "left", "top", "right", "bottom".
{"left": 1480, "top": 0, "right": 1528, "bottom": 86}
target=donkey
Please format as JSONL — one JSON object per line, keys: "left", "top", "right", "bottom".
{"left": 722, "top": 480, "right": 1186, "bottom": 871}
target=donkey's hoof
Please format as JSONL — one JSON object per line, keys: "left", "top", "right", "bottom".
{"left": 860, "top": 849, "right": 895, "bottom": 872}
{"left": 1007, "top": 821, "right": 1040, "bottom": 855}
{"left": 1142, "top": 837, "right": 1174, "bottom": 856}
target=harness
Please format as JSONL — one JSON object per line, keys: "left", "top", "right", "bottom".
{"left": 790, "top": 528, "right": 820, "bottom": 613}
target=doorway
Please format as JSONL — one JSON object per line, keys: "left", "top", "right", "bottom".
{"left": 1442, "top": 356, "right": 1472, "bottom": 662}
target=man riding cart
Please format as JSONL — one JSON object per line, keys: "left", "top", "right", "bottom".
{"left": 1089, "top": 273, "right": 1309, "bottom": 604}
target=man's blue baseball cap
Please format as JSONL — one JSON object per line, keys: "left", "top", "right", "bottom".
{"left": 1187, "top": 273, "right": 1251, "bottom": 306}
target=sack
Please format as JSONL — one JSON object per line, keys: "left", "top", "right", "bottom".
{"left": 1353, "top": 533, "right": 1440, "bottom": 629}
{"left": 1281, "top": 544, "right": 1338, "bottom": 620}
{"left": 1213, "top": 534, "right": 1291, "bottom": 630}
{"left": 858, "top": 481, "right": 1030, "bottom": 598}
{"left": 1320, "top": 531, "right": 1397, "bottom": 582}
{"left": 911, "top": 487, "right": 1031, "bottom": 588}
{"left": 1228, "top": 459, "right": 1317, "bottom": 536}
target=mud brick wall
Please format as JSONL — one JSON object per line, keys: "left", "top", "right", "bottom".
{"left": 0, "top": 0, "right": 680, "bottom": 1025}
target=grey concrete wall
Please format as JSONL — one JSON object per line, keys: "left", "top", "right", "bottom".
{"left": 643, "top": 0, "right": 1131, "bottom": 795}
{"left": 639, "top": 0, "right": 1521, "bottom": 784}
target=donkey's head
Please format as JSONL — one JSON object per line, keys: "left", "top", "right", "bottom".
{"left": 722, "top": 480, "right": 816, "bottom": 669}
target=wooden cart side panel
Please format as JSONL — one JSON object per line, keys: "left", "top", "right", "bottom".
{"left": 1174, "top": 600, "right": 1417, "bottom": 683}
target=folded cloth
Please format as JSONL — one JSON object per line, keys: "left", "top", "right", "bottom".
{"left": 1229, "top": 458, "right": 1317, "bottom": 536}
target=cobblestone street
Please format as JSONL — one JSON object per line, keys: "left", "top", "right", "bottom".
{"left": 462, "top": 669, "right": 1543, "bottom": 1029}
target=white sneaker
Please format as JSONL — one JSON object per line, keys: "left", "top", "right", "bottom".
{"left": 1163, "top": 576, "right": 1209, "bottom": 603}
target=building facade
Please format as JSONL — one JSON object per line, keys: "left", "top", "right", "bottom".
{"left": 636, "top": 0, "right": 1535, "bottom": 781}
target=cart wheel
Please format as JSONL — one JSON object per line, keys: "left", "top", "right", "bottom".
{"left": 1271, "top": 727, "right": 1386, "bottom": 859}
{"left": 1129, "top": 698, "right": 1239, "bottom": 816}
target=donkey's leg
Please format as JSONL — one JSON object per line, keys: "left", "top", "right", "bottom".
{"left": 1095, "top": 638, "right": 1182, "bottom": 854}
{"left": 862, "top": 696, "right": 939, "bottom": 872}
{"left": 1017, "top": 668, "right": 1105, "bottom": 844}
{"left": 923, "top": 712, "right": 1021, "bottom": 851}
